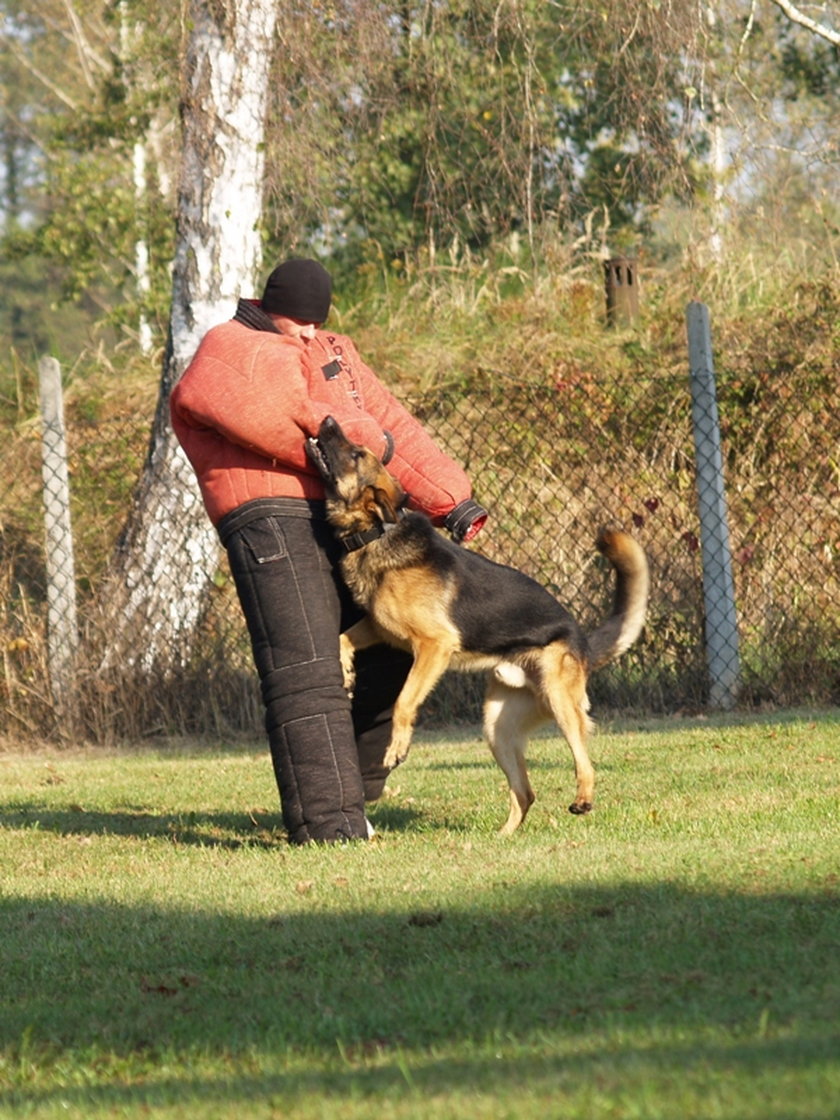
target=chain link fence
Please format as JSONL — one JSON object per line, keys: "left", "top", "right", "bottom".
{"left": 1, "top": 335, "right": 838, "bottom": 743}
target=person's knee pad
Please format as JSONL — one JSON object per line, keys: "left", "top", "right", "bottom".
{"left": 262, "top": 659, "right": 367, "bottom": 844}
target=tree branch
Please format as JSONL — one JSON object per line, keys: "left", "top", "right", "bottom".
{"left": 1, "top": 35, "right": 79, "bottom": 111}
{"left": 768, "top": 0, "right": 840, "bottom": 46}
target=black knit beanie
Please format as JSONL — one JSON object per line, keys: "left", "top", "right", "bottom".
{"left": 261, "top": 259, "right": 332, "bottom": 323}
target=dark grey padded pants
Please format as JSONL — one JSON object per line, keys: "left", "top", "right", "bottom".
{"left": 220, "top": 500, "right": 412, "bottom": 844}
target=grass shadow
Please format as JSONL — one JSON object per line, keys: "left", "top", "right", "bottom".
{"left": 0, "top": 802, "right": 287, "bottom": 849}
{"left": 2, "top": 882, "right": 838, "bottom": 1057}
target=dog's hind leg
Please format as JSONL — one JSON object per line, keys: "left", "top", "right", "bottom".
{"left": 483, "top": 677, "right": 546, "bottom": 835}
{"left": 542, "top": 654, "right": 595, "bottom": 815}
{"left": 383, "top": 639, "right": 454, "bottom": 769}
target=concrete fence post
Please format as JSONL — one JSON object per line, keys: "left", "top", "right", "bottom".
{"left": 38, "top": 355, "right": 78, "bottom": 711}
{"left": 686, "top": 302, "right": 740, "bottom": 709}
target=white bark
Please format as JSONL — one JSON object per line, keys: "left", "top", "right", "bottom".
{"left": 704, "top": 4, "right": 727, "bottom": 262}
{"left": 119, "top": 3, "right": 154, "bottom": 354}
{"left": 169, "top": 0, "right": 277, "bottom": 372}
{"left": 767, "top": 0, "right": 840, "bottom": 47}
{"left": 132, "top": 138, "right": 153, "bottom": 354}
{"left": 101, "top": 0, "right": 277, "bottom": 669}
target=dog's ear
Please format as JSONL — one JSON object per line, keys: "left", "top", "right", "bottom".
{"left": 371, "top": 483, "right": 404, "bottom": 525}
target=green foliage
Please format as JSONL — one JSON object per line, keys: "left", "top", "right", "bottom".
{"left": 775, "top": 9, "right": 840, "bottom": 98}
{"left": 0, "top": 255, "right": 95, "bottom": 368}
{"left": 263, "top": 0, "right": 708, "bottom": 264}
{"left": 0, "top": 0, "right": 178, "bottom": 345}
{"left": 4, "top": 0, "right": 840, "bottom": 343}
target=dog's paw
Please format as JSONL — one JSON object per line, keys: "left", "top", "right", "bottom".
{"left": 384, "top": 725, "right": 413, "bottom": 770}
{"left": 568, "top": 800, "right": 593, "bottom": 815}
{"left": 383, "top": 746, "right": 407, "bottom": 770}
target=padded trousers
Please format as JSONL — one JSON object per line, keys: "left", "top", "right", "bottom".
{"left": 221, "top": 500, "right": 412, "bottom": 844}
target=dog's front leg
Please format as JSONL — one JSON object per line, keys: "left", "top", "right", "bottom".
{"left": 338, "top": 634, "right": 357, "bottom": 695}
{"left": 384, "top": 640, "right": 454, "bottom": 769}
{"left": 339, "top": 617, "right": 381, "bottom": 695}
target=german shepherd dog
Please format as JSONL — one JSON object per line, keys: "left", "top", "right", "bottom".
{"left": 307, "top": 416, "right": 649, "bottom": 834}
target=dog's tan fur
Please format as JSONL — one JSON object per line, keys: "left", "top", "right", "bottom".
{"left": 307, "top": 416, "right": 649, "bottom": 833}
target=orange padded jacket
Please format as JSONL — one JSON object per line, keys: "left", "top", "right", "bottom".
{"left": 170, "top": 302, "right": 476, "bottom": 529}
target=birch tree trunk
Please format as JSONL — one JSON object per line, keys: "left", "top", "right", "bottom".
{"left": 703, "top": 4, "right": 726, "bottom": 264}
{"left": 101, "top": 0, "right": 277, "bottom": 669}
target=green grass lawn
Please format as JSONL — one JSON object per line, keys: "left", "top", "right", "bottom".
{"left": 1, "top": 709, "right": 838, "bottom": 1119}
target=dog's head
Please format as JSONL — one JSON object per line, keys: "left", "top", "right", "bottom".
{"left": 306, "top": 416, "right": 407, "bottom": 534}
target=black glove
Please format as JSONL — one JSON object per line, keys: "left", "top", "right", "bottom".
{"left": 444, "top": 499, "right": 488, "bottom": 543}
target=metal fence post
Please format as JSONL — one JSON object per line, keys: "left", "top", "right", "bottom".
{"left": 38, "top": 355, "right": 78, "bottom": 711}
{"left": 686, "top": 302, "right": 740, "bottom": 708}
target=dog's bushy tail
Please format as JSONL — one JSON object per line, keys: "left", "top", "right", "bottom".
{"left": 587, "top": 528, "right": 649, "bottom": 670}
